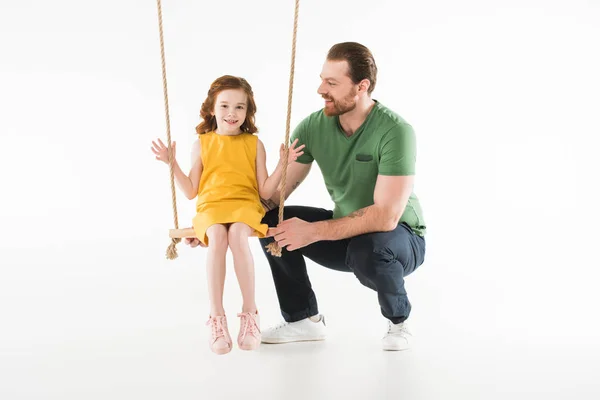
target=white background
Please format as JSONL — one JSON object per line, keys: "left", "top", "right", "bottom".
{"left": 1, "top": 0, "right": 599, "bottom": 399}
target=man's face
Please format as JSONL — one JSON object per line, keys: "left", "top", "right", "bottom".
{"left": 317, "top": 60, "right": 358, "bottom": 116}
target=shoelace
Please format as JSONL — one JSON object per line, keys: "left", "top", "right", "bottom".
{"left": 387, "top": 322, "right": 410, "bottom": 336}
{"left": 237, "top": 313, "right": 259, "bottom": 341}
{"left": 207, "top": 316, "right": 226, "bottom": 341}
{"left": 271, "top": 321, "right": 289, "bottom": 331}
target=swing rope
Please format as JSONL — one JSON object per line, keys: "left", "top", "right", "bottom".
{"left": 155, "top": 0, "right": 300, "bottom": 259}
{"left": 265, "top": 0, "right": 300, "bottom": 257}
{"left": 156, "top": 0, "right": 181, "bottom": 260}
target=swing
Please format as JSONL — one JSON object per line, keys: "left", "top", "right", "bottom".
{"left": 155, "top": 0, "right": 300, "bottom": 260}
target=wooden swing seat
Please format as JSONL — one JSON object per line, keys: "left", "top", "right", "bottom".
{"left": 169, "top": 227, "right": 196, "bottom": 239}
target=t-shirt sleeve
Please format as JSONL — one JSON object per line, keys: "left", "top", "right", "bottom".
{"left": 378, "top": 123, "right": 416, "bottom": 175}
{"left": 290, "top": 116, "right": 314, "bottom": 164}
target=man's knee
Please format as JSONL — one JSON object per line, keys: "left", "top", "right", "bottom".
{"left": 346, "top": 232, "right": 393, "bottom": 267}
{"left": 346, "top": 230, "right": 410, "bottom": 292}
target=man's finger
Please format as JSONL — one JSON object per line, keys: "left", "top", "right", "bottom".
{"left": 274, "top": 232, "right": 287, "bottom": 242}
{"left": 265, "top": 228, "right": 277, "bottom": 237}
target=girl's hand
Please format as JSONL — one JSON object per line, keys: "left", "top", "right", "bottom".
{"left": 185, "top": 237, "right": 207, "bottom": 248}
{"left": 151, "top": 138, "right": 175, "bottom": 164}
{"left": 279, "top": 139, "right": 305, "bottom": 166}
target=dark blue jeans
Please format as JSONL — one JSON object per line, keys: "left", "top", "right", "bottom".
{"left": 259, "top": 206, "right": 426, "bottom": 324}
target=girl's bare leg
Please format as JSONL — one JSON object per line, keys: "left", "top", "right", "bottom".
{"left": 204, "top": 224, "right": 232, "bottom": 355}
{"left": 227, "top": 223, "right": 256, "bottom": 313}
{"left": 228, "top": 222, "right": 260, "bottom": 350}
{"left": 205, "top": 224, "right": 229, "bottom": 317}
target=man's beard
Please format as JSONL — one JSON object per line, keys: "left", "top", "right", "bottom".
{"left": 323, "top": 89, "right": 358, "bottom": 116}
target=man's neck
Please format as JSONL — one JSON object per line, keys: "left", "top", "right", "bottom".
{"left": 339, "top": 97, "right": 376, "bottom": 137}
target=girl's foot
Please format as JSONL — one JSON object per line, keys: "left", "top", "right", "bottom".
{"left": 206, "top": 315, "right": 232, "bottom": 355}
{"left": 237, "top": 311, "right": 261, "bottom": 350}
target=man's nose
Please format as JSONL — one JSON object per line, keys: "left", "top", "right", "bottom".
{"left": 317, "top": 82, "right": 326, "bottom": 95}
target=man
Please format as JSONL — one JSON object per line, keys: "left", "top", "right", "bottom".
{"left": 189, "top": 42, "right": 426, "bottom": 351}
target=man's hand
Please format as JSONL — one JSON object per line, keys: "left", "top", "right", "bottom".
{"left": 184, "top": 237, "right": 207, "bottom": 248}
{"left": 267, "top": 217, "right": 320, "bottom": 251}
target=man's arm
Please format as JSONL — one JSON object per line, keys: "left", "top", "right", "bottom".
{"left": 260, "top": 161, "right": 312, "bottom": 212}
{"left": 314, "top": 175, "right": 414, "bottom": 240}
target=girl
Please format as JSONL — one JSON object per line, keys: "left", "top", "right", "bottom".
{"left": 151, "top": 75, "right": 304, "bottom": 355}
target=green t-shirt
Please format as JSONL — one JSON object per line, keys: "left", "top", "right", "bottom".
{"left": 291, "top": 101, "right": 426, "bottom": 236}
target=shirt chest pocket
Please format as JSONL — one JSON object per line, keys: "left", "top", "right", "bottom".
{"left": 352, "top": 154, "right": 378, "bottom": 182}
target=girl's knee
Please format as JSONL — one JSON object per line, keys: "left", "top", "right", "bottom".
{"left": 228, "top": 223, "right": 251, "bottom": 249}
{"left": 206, "top": 224, "right": 228, "bottom": 250}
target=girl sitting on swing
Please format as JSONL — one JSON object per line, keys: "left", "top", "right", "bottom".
{"left": 151, "top": 75, "right": 304, "bottom": 355}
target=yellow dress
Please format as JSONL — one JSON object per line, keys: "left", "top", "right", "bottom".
{"left": 192, "top": 131, "right": 268, "bottom": 245}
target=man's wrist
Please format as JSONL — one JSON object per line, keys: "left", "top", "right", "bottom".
{"left": 313, "top": 220, "right": 328, "bottom": 241}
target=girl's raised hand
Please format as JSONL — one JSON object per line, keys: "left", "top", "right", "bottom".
{"left": 151, "top": 138, "right": 175, "bottom": 164}
{"left": 279, "top": 139, "right": 305, "bottom": 166}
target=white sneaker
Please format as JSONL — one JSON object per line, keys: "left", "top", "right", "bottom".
{"left": 261, "top": 315, "right": 327, "bottom": 344}
{"left": 382, "top": 321, "right": 411, "bottom": 351}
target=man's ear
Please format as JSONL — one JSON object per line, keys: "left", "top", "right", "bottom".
{"left": 358, "top": 79, "right": 371, "bottom": 94}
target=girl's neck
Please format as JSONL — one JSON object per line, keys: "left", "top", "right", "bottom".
{"left": 215, "top": 129, "right": 242, "bottom": 136}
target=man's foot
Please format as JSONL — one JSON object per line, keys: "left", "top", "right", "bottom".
{"left": 261, "top": 314, "right": 327, "bottom": 344}
{"left": 206, "top": 315, "right": 232, "bottom": 355}
{"left": 382, "top": 321, "right": 411, "bottom": 351}
{"left": 237, "top": 311, "right": 261, "bottom": 350}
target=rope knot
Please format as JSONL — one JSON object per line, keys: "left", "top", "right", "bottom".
{"left": 166, "top": 237, "right": 181, "bottom": 260}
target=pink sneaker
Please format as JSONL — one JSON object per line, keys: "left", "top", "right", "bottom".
{"left": 237, "top": 311, "right": 261, "bottom": 350}
{"left": 206, "top": 315, "right": 232, "bottom": 355}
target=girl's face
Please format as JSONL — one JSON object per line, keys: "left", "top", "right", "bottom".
{"left": 212, "top": 89, "right": 248, "bottom": 135}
